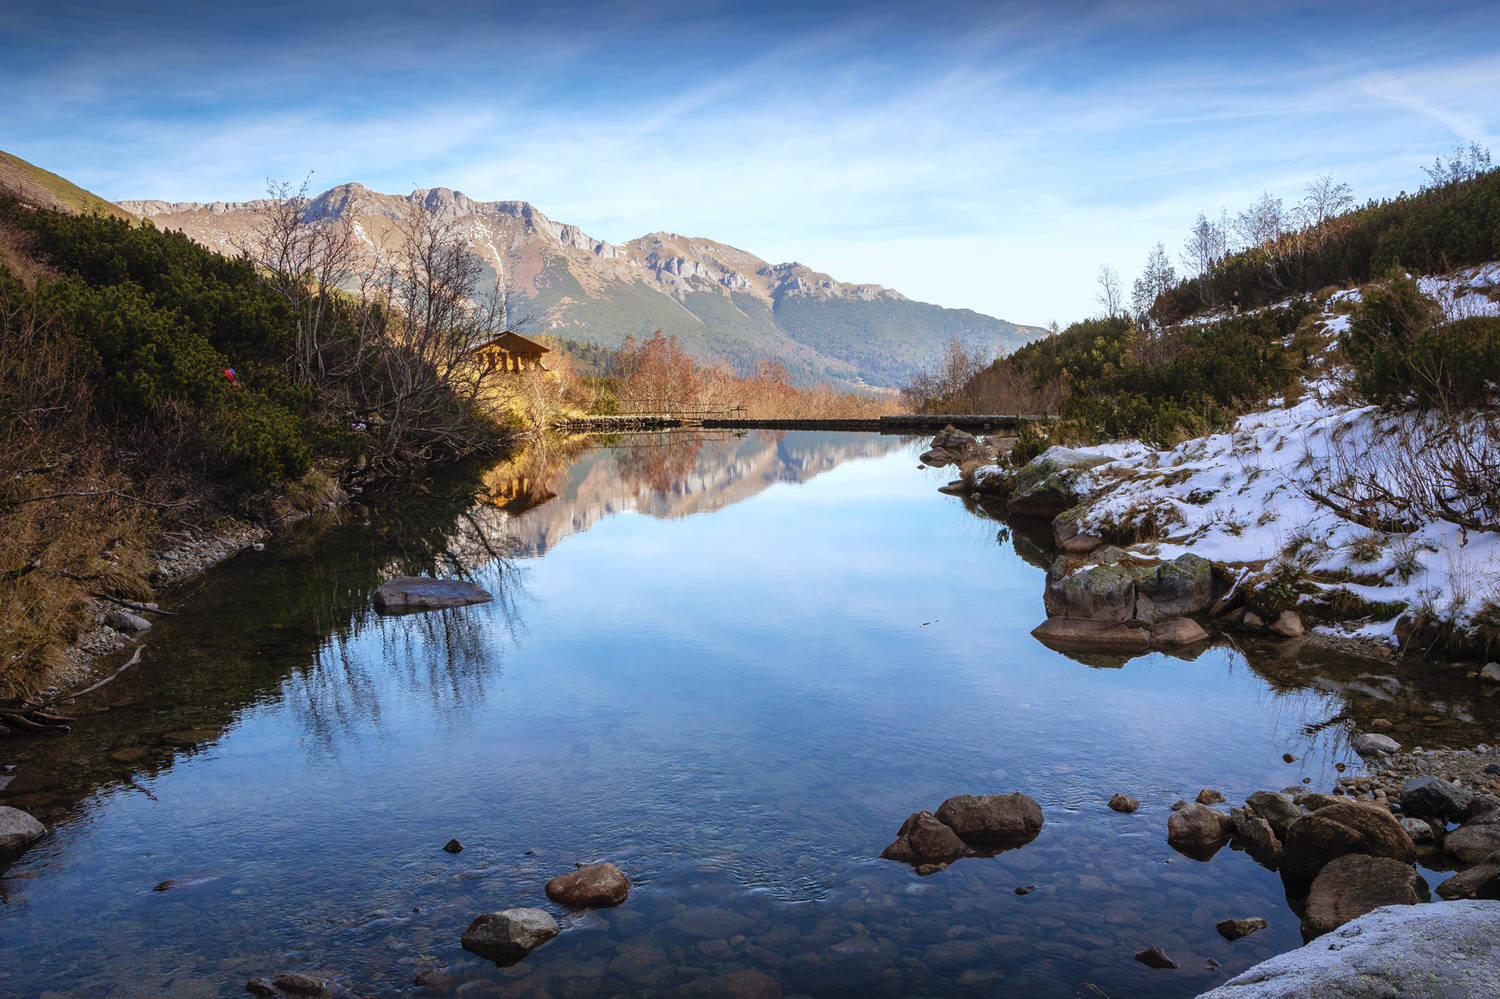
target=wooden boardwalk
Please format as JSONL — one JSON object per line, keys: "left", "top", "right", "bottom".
{"left": 552, "top": 413, "right": 1046, "bottom": 434}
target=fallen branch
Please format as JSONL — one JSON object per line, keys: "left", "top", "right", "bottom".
{"left": 0, "top": 489, "right": 189, "bottom": 510}
{"left": 32, "top": 644, "right": 144, "bottom": 710}
{"left": 91, "top": 593, "right": 178, "bottom": 616}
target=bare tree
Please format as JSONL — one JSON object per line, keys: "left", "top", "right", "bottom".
{"left": 1297, "top": 174, "right": 1354, "bottom": 229}
{"left": 1180, "top": 210, "right": 1230, "bottom": 279}
{"left": 1421, "top": 141, "right": 1493, "bottom": 190}
{"left": 243, "top": 177, "right": 378, "bottom": 385}
{"left": 360, "top": 200, "right": 508, "bottom": 467}
{"left": 1095, "top": 265, "right": 1123, "bottom": 318}
{"left": 1235, "top": 191, "right": 1286, "bottom": 248}
{"left": 1131, "top": 242, "right": 1177, "bottom": 329}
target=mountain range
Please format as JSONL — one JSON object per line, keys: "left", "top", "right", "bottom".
{"left": 117, "top": 183, "right": 1045, "bottom": 389}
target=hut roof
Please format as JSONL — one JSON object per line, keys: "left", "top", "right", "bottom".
{"left": 468, "top": 330, "right": 550, "bottom": 356}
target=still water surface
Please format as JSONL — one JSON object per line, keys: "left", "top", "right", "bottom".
{"left": 1, "top": 431, "right": 1492, "bottom": 998}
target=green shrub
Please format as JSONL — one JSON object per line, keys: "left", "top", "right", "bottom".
{"left": 1344, "top": 269, "right": 1500, "bottom": 407}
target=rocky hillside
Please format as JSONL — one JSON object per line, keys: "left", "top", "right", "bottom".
{"left": 119, "top": 184, "right": 1045, "bottom": 389}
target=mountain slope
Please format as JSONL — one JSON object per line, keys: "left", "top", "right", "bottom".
{"left": 0, "top": 149, "right": 137, "bottom": 222}
{"left": 118, "top": 184, "right": 1045, "bottom": 389}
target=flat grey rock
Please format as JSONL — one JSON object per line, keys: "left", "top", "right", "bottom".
{"left": 373, "top": 576, "right": 491, "bottom": 615}
{"left": 0, "top": 806, "right": 46, "bottom": 854}
{"left": 1195, "top": 900, "right": 1500, "bottom": 998}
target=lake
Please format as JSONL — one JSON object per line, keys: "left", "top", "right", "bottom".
{"left": 1, "top": 430, "right": 1491, "bottom": 998}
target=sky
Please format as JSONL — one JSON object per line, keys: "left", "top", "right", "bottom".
{"left": 3, "top": 0, "right": 1497, "bottom": 325}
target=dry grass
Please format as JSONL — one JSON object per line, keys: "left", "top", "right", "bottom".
{"left": 0, "top": 249, "right": 155, "bottom": 700}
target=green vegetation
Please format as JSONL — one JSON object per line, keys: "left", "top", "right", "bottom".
{"left": 954, "top": 305, "right": 1313, "bottom": 445}
{"left": 1159, "top": 164, "right": 1500, "bottom": 319}
{"left": 0, "top": 149, "right": 138, "bottom": 222}
{"left": 1344, "top": 269, "right": 1500, "bottom": 408}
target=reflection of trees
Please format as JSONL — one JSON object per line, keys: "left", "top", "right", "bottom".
{"left": 612, "top": 431, "right": 714, "bottom": 497}
{"left": 5, "top": 460, "right": 529, "bottom": 826}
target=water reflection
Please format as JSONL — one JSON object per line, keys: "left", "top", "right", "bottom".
{"left": 1, "top": 430, "right": 1497, "bottom": 999}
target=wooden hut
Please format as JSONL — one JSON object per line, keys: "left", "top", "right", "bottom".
{"left": 466, "top": 330, "right": 550, "bottom": 373}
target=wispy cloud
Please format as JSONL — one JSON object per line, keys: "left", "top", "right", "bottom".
{"left": 4, "top": 1, "right": 1498, "bottom": 322}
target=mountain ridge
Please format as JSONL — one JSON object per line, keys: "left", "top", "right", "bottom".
{"left": 118, "top": 182, "right": 1046, "bottom": 389}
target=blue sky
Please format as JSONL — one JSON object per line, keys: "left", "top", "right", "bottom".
{"left": 3, "top": 0, "right": 1497, "bottom": 325}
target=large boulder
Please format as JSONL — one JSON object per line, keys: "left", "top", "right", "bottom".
{"left": 1300, "top": 854, "right": 1430, "bottom": 938}
{"left": 0, "top": 807, "right": 45, "bottom": 855}
{"left": 934, "top": 793, "right": 1044, "bottom": 849}
{"left": 373, "top": 576, "right": 492, "bottom": 615}
{"left": 880, "top": 810, "right": 968, "bottom": 868}
{"left": 1400, "top": 776, "right": 1472, "bottom": 822}
{"left": 1445, "top": 808, "right": 1500, "bottom": 864}
{"left": 920, "top": 428, "right": 987, "bottom": 468}
{"left": 461, "top": 908, "right": 559, "bottom": 966}
{"left": 1231, "top": 805, "right": 1283, "bottom": 869}
{"left": 1196, "top": 900, "right": 1500, "bottom": 998}
{"left": 1280, "top": 801, "right": 1416, "bottom": 892}
{"left": 1006, "top": 447, "right": 1112, "bottom": 519}
{"left": 1245, "top": 791, "right": 1303, "bottom": 841}
{"left": 1043, "top": 561, "right": 1138, "bottom": 622}
{"left": 545, "top": 862, "right": 630, "bottom": 909}
{"left": 1435, "top": 858, "right": 1500, "bottom": 901}
{"left": 1031, "top": 617, "right": 1151, "bottom": 653}
{"left": 1168, "top": 803, "right": 1234, "bottom": 861}
{"left": 1132, "top": 553, "right": 1213, "bottom": 621}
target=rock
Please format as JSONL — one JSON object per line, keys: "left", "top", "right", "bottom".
{"left": 1435, "top": 860, "right": 1500, "bottom": 900}
{"left": 1217, "top": 917, "right": 1269, "bottom": 941}
{"left": 881, "top": 810, "right": 968, "bottom": 867}
{"left": 545, "top": 862, "right": 630, "bottom": 909}
{"left": 442, "top": 839, "right": 462, "bottom": 853}
{"left": 1014, "top": 884, "right": 1036, "bottom": 895}
{"left": 1197, "top": 788, "right": 1226, "bottom": 805}
{"left": 105, "top": 608, "right": 152, "bottom": 632}
{"left": 245, "top": 980, "right": 277, "bottom": 997}
{"left": 1352, "top": 733, "right": 1401, "bottom": 756}
{"left": 1398, "top": 817, "right": 1435, "bottom": 843}
{"left": 271, "top": 973, "right": 327, "bottom": 995}
{"left": 1231, "top": 806, "right": 1283, "bottom": 868}
{"left": 1487, "top": 763, "right": 1500, "bottom": 777}
{"left": 1300, "top": 854, "right": 1430, "bottom": 938}
{"left": 1006, "top": 447, "right": 1112, "bottom": 519}
{"left": 1150, "top": 616, "right": 1209, "bottom": 646}
{"left": 1445, "top": 809, "right": 1500, "bottom": 864}
{"left": 668, "top": 968, "right": 783, "bottom": 999}
{"left": 1107, "top": 793, "right": 1140, "bottom": 813}
{"left": 1299, "top": 793, "right": 1344, "bottom": 811}
{"left": 1044, "top": 561, "right": 1138, "bottom": 623}
{"left": 1282, "top": 753, "right": 1298, "bottom": 763}
{"left": 1134, "top": 944, "right": 1178, "bottom": 969}
{"left": 1167, "top": 802, "right": 1234, "bottom": 861}
{"left": 1400, "top": 776, "right": 1473, "bottom": 822}
{"left": 1031, "top": 617, "right": 1151, "bottom": 652}
{"left": 461, "top": 908, "right": 560, "bottom": 965}
{"left": 1054, "top": 509, "right": 1105, "bottom": 555}
{"left": 0, "top": 806, "right": 45, "bottom": 855}
{"left": 1245, "top": 791, "right": 1302, "bottom": 840}
{"left": 1481, "top": 662, "right": 1500, "bottom": 682}
{"left": 1200, "top": 900, "right": 1500, "bottom": 998}
{"left": 1280, "top": 801, "right": 1416, "bottom": 891}
{"left": 921, "top": 429, "right": 983, "bottom": 468}
{"left": 934, "top": 792, "right": 1044, "bottom": 848}
{"left": 1269, "top": 610, "right": 1305, "bottom": 638}
{"left": 1133, "top": 554, "right": 1213, "bottom": 621}
{"left": 373, "top": 576, "right": 492, "bottom": 615}
{"left": 1243, "top": 610, "right": 1265, "bottom": 630}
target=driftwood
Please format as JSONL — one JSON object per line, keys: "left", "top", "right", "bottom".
{"left": 26, "top": 645, "right": 145, "bottom": 714}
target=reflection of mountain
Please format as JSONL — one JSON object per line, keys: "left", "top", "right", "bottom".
{"left": 472, "top": 431, "right": 904, "bottom": 556}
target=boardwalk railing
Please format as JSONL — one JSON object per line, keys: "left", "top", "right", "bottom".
{"left": 552, "top": 412, "right": 1051, "bottom": 434}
